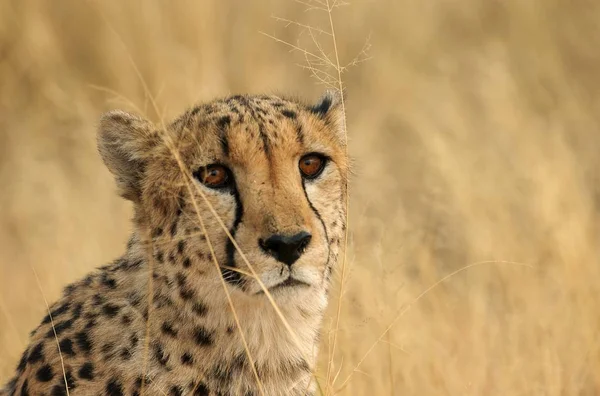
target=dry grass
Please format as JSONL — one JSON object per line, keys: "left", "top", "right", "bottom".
{"left": 2, "top": 0, "right": 600, "bottom": 394}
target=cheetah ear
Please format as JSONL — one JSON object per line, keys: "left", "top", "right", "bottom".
{"left": 97, "top": 110, "right": 156, "bottom": 202}
{"left": 310, "top": 89, "right": 346, "bottom": 140}
{"left": 310, "top": 89, "right": 344, "bottom": 116}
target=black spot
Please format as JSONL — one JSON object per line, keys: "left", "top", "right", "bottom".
{"left": 282, "top": 109, "right": 297, "bottom": 119}
{"left": 102, "top": 303, "right": 120, "bottom": 318}
{"left": 75, "top": 331, "right": 93, "bottom": 353}
{"left": 153, "top": 342, "right": 169, "bottom": 366}
{"left": 101, "top": 273, "right": 117, "bottom": 289}
{"left": 4, "top": 378, "right": 17, "bottom": 395}
{"left": 46, "top": 318, "right": 74, "bottom": 338}
{"left": 161, "top": 322, "right": 178, "bottom": 337}
{"left": 177, "top": 273, "right": 195, "bottom": 300}
{"left": 181, "top": 352, "right": 193, "bottom": 365}
{"left": 193, "top": 382, "right": 209, "bottom": 396}
{"left": 121, "top": 347, "right": 132, "bottom": 360}
{"left": 156, "top": 251, "right": 164, "bottom": 263}
{"left": 16, "top": 349, "right": 28, "bottom": 372}
{"left": 50, "top": 302, "right": 71, "bottom": 320}
{"left": 170, "top": 221, "right": 178, "bottom": 237}
{"left": 177, "top": 240, "right": 186, "bottom": 255}
{"left": 191, "top": 302, "right": 208, "bottom": 317}
{"left": 83, "top": 275, "right": 94, "bottom": 286}
{"left": 59, "top": 338, "right": 75, "bottom": 356}
{"left": 127, "top": 292, "right": 142, "bottom": 308}
{"left": 127, "top": 258, "right": 143, "bottom": 270}
{"left": 152, "top": 227, "right": 164, "bottom": 238}
{"left": 50, "top": 370, "right": 76, "bottom": 396}
{"left": 170, "top": 386, "right": 183, "bottom": 396}
{"left": 42, "top": 302, "right": 70, "bottom": 324}
{"left": 227, "top": 326, "right": 235, "bottom": 334}
{"left": 36, "top": 364, "right": 54, "bottom": 382}
{"left": 63, "top": 284, "right": 77, "bottom": 297}
{"left": 130, "top": 334, "right": 139, "bottom": 348}
{"left": 84, "top": 318, "right": 97, "bottom": 329}
{"left": 182, "top": 257, "right": 191, "bottom": 268}
{"left": 92, "top": 294, "right": 105, "bottom": 306}
{"left": 71, "top": 303, "right": 83, "bottom": 320}
{"left": 101, "top": 342, "right": 115, "bottom": 356}
{"left": 20, "top": 379, "right": 29, "bottom": 396}
{"left": 106, "top": 377, "right": 124, "bottom": 396}
{"left": 296, "top": 124, "right": 305, "bottom": 145}
{"left": 211, "top": 360, "right": 236, "bottom": 387}
{"left": 121, "top": 314, "right": 132, "bottom": 325}
{"left": 51, "top": 385, "right": 67, "bottom": 396}
{"left": 78, "top": 362, "right": 94, "bottom": 380}
{"left": 28, "top": 343, "right": 44, "bottom": 363}
{"left": 189, "top": 106, "right": 201, "bottom": 117}
{"left": 193, "top": 326, "right": 214, "bottom": 346}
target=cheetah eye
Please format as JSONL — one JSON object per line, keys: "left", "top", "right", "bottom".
{"left": 299, "top": 153, "right": 327, "bottom": 180}
{"left": 194, "top": 164, "right": 232, "bottom": 189}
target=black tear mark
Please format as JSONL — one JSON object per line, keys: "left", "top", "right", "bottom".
{"left": 301, "top": 179, "right": 331, "bottom": 278}
{"left": 224, "top": 188, "right": 244, "bottom": 287}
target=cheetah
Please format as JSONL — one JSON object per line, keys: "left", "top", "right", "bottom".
{"left": 2, "top": 91, "right": 348, "bottom": 396}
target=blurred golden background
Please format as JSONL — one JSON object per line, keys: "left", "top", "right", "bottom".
{"left": 2, "top": 0, "right": 600, "bottom": 394}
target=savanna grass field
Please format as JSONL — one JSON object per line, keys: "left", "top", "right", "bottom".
{"left": 2, "top": 0, "right": 600, "bottom": 394}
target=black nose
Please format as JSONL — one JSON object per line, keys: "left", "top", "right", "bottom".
{"left": 259, "top": 231, "right": 312, "bottom": 266}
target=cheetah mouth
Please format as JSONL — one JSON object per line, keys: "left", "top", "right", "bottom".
{"left": 258, "top": 277, "right": 310, "bottom": 294}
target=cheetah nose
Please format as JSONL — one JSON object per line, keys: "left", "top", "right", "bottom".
{"left": 259, "top": 231, "right": 312, "bottom": 267}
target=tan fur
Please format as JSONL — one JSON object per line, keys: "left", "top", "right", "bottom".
{"left": 2, "top": 92, "right": 348, "bottom": 396}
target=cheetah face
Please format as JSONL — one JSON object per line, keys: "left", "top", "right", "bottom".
{"left": 98, "top": 92, "right": 348, "bottom": 298}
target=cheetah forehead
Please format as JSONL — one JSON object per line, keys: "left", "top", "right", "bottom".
{"left": 168, "top": 93, "right": 347, "bottom": 164}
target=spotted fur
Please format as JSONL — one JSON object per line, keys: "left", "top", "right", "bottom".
{"left": 1, "top": 92, "right": 348, "bottom": 396}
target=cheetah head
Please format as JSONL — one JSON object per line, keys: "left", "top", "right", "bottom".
{"left": 97, "top": 92, "right": 348, "bottom": 301}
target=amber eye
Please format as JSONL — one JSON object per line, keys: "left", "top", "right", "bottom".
{"left": 194, "top": 164, "right": 231, "bottom": 189}
{"left": 299, "top": 153, "right": 327, "bottom": 179}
